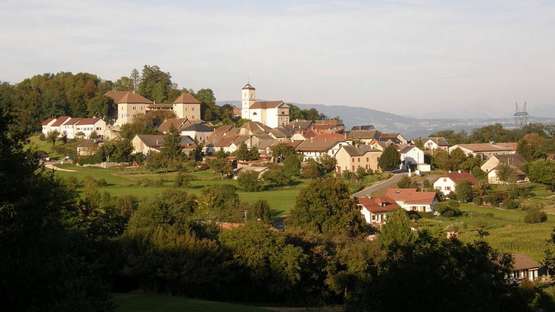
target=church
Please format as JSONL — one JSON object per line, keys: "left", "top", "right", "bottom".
{"left": 241, "top": 83, "right": 289, "bottom": 128}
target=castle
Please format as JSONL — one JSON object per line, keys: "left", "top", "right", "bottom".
{"left": 241, "top": 83, "right": 289, "bottom": 128}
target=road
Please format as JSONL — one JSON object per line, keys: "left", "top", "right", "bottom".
{"left": 352, "top": 173, "right": 406, "bottom": 197}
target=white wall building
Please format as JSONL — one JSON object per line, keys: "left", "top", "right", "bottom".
{"left": 41, "top": 117, "right": 106, "bottom": 139}
{"left": 241, "top": 83, "right": 289, "bottom": 128}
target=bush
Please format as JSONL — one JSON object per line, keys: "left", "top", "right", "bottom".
{"left": 301, "top": 159, "right": 323, "bottom": 178}
{"left": 436, "top": 200, "right": 462, "bottom": 217}
{"left": 174, "top": 172, "right": 192, "bottom": 187}
{"left": 237, "top": 170, "right": 262, "bottom": 192}
{"left": 503, "top": 198, "right": 520, "bottom": 209}
{"left": 524, "top": 210, "right": 547, "bottom": 224}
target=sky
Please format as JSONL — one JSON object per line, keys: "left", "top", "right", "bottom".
{"left": 1, "top": 0, "right": 554, "bottom": 118}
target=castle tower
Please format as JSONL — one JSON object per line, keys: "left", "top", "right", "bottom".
{"left": 241, "top": 83, "right": 256, "bottom": 119}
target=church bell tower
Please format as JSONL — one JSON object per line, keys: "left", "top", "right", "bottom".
{"left": 241, "top": 83, "right": 256, "bottom": 119}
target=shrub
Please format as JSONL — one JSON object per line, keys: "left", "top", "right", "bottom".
{"left": 237, "top": 171, "right": 262, "bottom": 192}
{"left": 436, "top": 200, "right": 462, "bottom": 217}
{"left": 524, "top": 210, "right": 547, "bottom": 224}
{"left": 174, "top": 172, "right": 192, "bottom": 187}
{"left": 503, "top": 198, "right": 520, "bottom": 209}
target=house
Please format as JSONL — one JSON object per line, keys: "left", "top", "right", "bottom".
{"left": 295, "top": 134, "right": 348, "bottom": 160}
{"left": 106, "top": 91, "right": 153, "bottom": 126}
{"left": 433, "top": 172, "right": 478, "bottom": 196}
{"left": 347, "top": 130, "right": 381, "bottom": 144}
{"left": 131, "top": 134, "right": 196, "bottom": 155}
{"left": 384, "top": 188, "right": 437, "bottom": 213}
{"left": 241, "top": 83, "right": 289, "bottom": 128}
{"left": 172, "top": 92, "right": 201, "bottom": 121}
{"left": 180, "top": 123, "right": 214, "bottom": 144}
{"left": 76, "top": 139, "right": 99, "bottom": 156}
{"left": 312, "top": 119, "right": 345, "bottom": 134}
{"left": 481, "top": 154, "right": 527, "bottom": 184}
{"left": 41, "top": 117, "right": 106, "bottom": 139}
{"left": 335, "top": 144, "right": 382, "bottom": 174}
{"left": 357, "top": 196, "right": 399, "bottom": 226}
{"left": 448, "top": 142, "right": 517, "bottom": 159}
{"left": 399, "top": 145, "right": 430, "bottom": 172}
{"left": 424, "top": 137, "right": 449, "bottom": 151}
{"left": 351, "top": 125, "right": 375, "bottom": 131}
{"left": 508, "top": 254, "right": 541, "bottom": 283}
{"left": 379, "top": 132, "right": 408, "bottom": 145}
{"left": 158, "top": 118, "right": 190, "bottom": 134}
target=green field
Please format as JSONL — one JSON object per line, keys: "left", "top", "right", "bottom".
{"left": 114, "top": 293, "right": 267, "bottom": 312}
{"left": 51, "top": 164, "right": 309, "bottom": 215}
{"left": 418, "top": 193, "right": 555, "bottom": 261}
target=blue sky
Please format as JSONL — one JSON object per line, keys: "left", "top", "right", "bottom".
{"left": 1, "top": 0, "right": 554, "bottom": 118}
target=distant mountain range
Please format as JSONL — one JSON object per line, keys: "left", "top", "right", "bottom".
{"left": 217, "top": 101, "right": 555, "bottom": 138}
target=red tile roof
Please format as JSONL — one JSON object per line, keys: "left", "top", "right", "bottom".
{"left": 358, "top": 196, "right": 399, "bottom": 213}
{"left": 41, "top": 118, "right": 55, "bottom": 126}
{"left": 250, "top": 101, "right": 285, "bottom": 109}
{"left": 75, "top": 118, "right": 101, "bottom": 125}
{"left": 50, "top": 116, "right": 71, "bottom": 127}
{"left": 453, "top": 143, "right": 517, "bottom": 153}
{"left": 447, "top": 172, "right": 478, "bottom": 185}
{"left": 384, "top": 188, "right": 437, "bottom": 205}
{"left": 173, "top": 92, "right": 200, "bottom": 104}
{"left": 512, "top": 253, "right": 540, "bottom": 271}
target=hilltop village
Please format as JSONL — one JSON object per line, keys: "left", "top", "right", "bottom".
{"left": 5, "top": 69, "right": 555, "bottom": 311}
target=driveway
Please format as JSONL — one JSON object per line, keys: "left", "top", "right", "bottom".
{"left": 352, "top": 173, "right": 406, "bottom": 197}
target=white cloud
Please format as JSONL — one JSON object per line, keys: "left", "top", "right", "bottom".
{"left": 1, "top": 0, "right": 554, "bottom": 117}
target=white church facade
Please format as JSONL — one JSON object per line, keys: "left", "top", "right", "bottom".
{"left": 241, "top": 83, "right": 289, "bottom": 128}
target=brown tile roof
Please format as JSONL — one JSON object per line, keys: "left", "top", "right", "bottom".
{"left": 250, "top": 101, "right": 285, "bottom": 109}
{"left": 512, "top": 253, "right": 539, "bottom": 271}
{"left": 492, "top": 154, "right": 527, "bottom": 170}
{"left": 105, "top": 91, "right": 153, "bottom": 104}
{"left": 288, "top": 120, "right": 313, "bottom": 131}
{"left": 50, "top": 116, "right": 72, "bottom": 127}
{"left": 296, "top": 136, "right": 345, "bottom": 152}
{"left": 348, "top": 130, "right": 380, "bottom": 140}
{"left": 41, "top": 118, "right": 55, "bottom": 126}
{"left": 341, "top": 144, "right": 382, "bottom": 156}
{"left": 358, "top": 196, "right": 400, "bottom": 213}
{"left": 75, "top": 118, "right": 101, "bottom": 125}
{"left": 136, "top": 134, "right": 196, "bottom": 149}
{"left": 384, "top": 188, "right": 437, "bottom": 205}
{"left": 173, "top": 92, "right": 200, "bottom": 104}
{"left": 454, "top": 143, "right": 517, "bottom": 153}
{"left": 428, "top": 136, "right": 449, "bottom": 146}
{"left": 446, "top": 172, "right": 478, "bottom": 185}
{"left": 158, "top": 118, "right": 189, "bottom": 133}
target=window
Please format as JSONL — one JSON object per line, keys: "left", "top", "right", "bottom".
{"left": 358, "top": 158, "right": 360, "bottom": 162}
{"left": 366, "top": 157, "right": 369, "bottom": 162}
{"left": 352, "top": 158, "right": 355, "bottom": 162}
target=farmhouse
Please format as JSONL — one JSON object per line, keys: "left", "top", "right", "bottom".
{"left": 424, "top": 137, "right": 449, "bottom": 151}
{"left": 335, "top": 144, "right": 382, "bottom": 174}
{"left": 448, "top": 142, "right": 517, "bottom": 159}
{"left": 295, "top": 134, "right": 347, "bottom": 160}
{"left": 507, "top": 254, "right": 541, "bottom": 283}
{"left": 131, "top": 134, "right": 196, "bottom": 155}
{"left": 357, "top": 196, "right": 399, "bottom": 226}
{"left": 481, "top": 154, "right": 527, "bottom": 184}
{"left": 384, "top": 188, "right": 437, "bottom": 213}
{"left": 399, "top": 145, "right": 430, "bottom": 172}
{"left": 433, "top": 172, "right": 478, "bottom": 196}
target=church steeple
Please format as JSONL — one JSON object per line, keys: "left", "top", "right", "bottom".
{"left": 241, "top": 82, "right": 256, "bottom": 119}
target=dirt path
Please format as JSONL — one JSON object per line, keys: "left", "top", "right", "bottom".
{"left": 352, "top": 173, "right": 406, "bottom": 197}
{"left": 44, "top": 163, "right": 77, "bottom": 172}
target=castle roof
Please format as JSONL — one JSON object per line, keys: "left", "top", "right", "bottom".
{"left": 105, "top": 90, "right": 153, "bottom": 104}
{"left": 173, "top": 92, "right": 200, "bottom": 104}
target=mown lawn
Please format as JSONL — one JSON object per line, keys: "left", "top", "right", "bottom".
{"left": 418, "top": 199, "right": 555, "bottom": 261}
{"left": 114, "top": 293, "right": 267, "bottom": 312}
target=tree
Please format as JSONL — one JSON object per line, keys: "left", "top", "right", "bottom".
{"left": 248, "top": 200, "right": 272, "bottom": 222}
{"left": 379, "top": 209, "right": 416, "bottom": 248}
{"left": 496, "top": 163, "right": 515, "bottom": 183}
{"left": 86, "top": 95, "right": 115, "bottom": 121}
{"left": 237, "top": 170, "right": 262, "bottom": 192}
{"left": 378, "top": 145, "right": 401, "bottom": 171}
{"left": 236, "top": 143, "right": 250, "bottom": 161}
{"left": 161, "top": 126, "right": 182, "bottom": 161}
{"left": 283, "top": 154, "right": 301, "bottom": 177}
{"left": 130, "top": 68, "right": 140, "bottom": 91}
{"left": 524, "top": 209, "right": 548, "bottom": 224}
{"left": 138, "top": 65, "right": 175, "bottom": 103}
{"left": 396, "top": 176, "right": 413, "bottom": 188}
{"left": 432, "top": 150, "right": 450, "bottom": 170}
{"left": 47, "top": 130, "right": 59, "bottom": 146}
{"left": 527, "top": 160, "right": 555, "bottom": 191}
{"left": 0, "top": 89, "right": 114, "bottom": 311}
{"left": 449, "top": 148, "right": 467, "bottom": 170}
{"left": 248, "top": 146, "right": 260, "bottom": 160}
{"left": 349, "top": 234, "right": 525, "bottom": 312}
{"left": 263, "top": 166, "right": 293, "bottom": 187}
{"left": 319, "top": 154, "right": 337, "bottom": 173}
{"left": 455, "top": 181, "right": 474, "bottom": 202}
{"left": 198, "top": 185, "right": 242, "bottom": 222}
{"left": 209, "top": 158, "right": 232, "bottom": 178}
{"left": 301, "top": 159, "right": 323, "bottom": 178}
{"left": 290, "top": 177, "right": 367, "bottom": 236}
{"left": 271, "top": 143, "right": 295, "bottom": 162}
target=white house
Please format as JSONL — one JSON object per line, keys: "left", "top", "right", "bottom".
{"left": 180, "top": 123, "right": 214, "bottom": 144}
{"left": 399, "top": 145, "right": 430, "bottom": 172}
{"left": 433, "top": 172, "right": 478, "bottom": 196}
{"left": 508, "top": 254, "right": 541, "bottom": 283}
{"left": 41, "top": 117, "right": 106, "bottom": 139}
{"left": 241, "top": 83, "right": 289, "bottom": 128}
{"left": 384, "top": 188, "right": 437, "bottom": 213}
{"left": 424, "top": 137, "right": 449, "bottom": 151}
{"left": 295, "top": 136, "right": 348, "bottom": 160}
{"left": 357, "top": 196, "right": 399, "bottom": 226}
